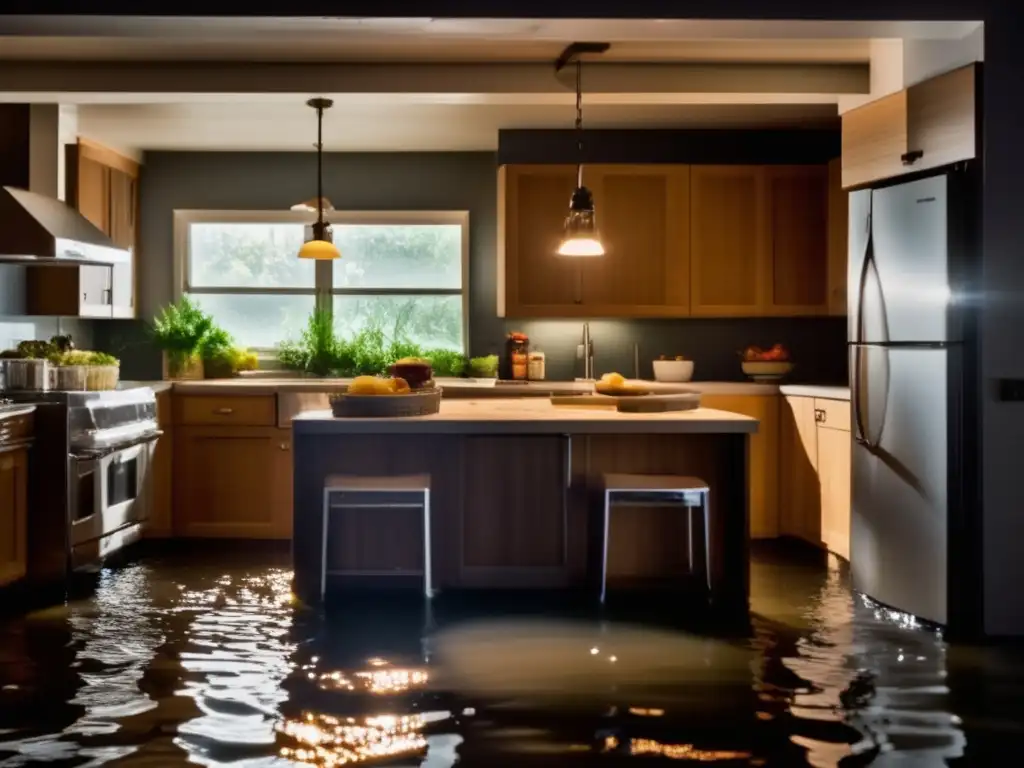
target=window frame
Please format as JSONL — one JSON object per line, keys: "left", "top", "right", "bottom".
{"left": 172, "top": 209, "right": 470, "bottom": 352}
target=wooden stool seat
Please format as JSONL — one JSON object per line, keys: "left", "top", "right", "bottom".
{"left": 325, "top": 474, "right": 431, "bottom": 491}
{"left": 603, "top": 473, "right": 708, "bottom": 492}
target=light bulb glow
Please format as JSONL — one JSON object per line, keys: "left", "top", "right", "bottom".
{"left": 558, "top": 236, "right": 605, "bottom": 257}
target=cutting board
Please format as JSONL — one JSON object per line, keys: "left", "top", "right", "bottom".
{"left": 550, "top": 392, "right": 702, "bottom": 412}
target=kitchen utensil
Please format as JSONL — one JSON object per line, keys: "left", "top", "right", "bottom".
{"left": 652, "top": 359, "right": 695, "bottom": 382}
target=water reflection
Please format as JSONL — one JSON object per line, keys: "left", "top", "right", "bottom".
{"left": 0, "top": 544, "right": 1018, "bottom": 765}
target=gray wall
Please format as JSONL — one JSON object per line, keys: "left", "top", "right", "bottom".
{"left": 100, "top": 150, "right": 845, "bottom": 383}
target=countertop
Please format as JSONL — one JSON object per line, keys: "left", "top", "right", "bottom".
{"left": 139, "top": 378, "right": 789, "bottom": 397}
{"left": 292, "top": 398, "right": 758, "bottom": 436}
{"left": 0, "top": 404, "right": 35, "bottom": 421}
{"left": 778, "top": 385, "right": 850, "bottom": 400}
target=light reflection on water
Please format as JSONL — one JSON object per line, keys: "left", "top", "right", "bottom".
{"left": 0, "top": 546, "right": 1018, "bottom": 766}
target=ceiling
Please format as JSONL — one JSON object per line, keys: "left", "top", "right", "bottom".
{"left": 0, "top": 16, "right": 982, "bottom": 153}
{"left": 76, "top": 101, "right": 841, "bottom": 153}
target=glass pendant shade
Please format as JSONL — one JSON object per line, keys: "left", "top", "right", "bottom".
{"left": 557, "top": 185, "right": 604, "bottom": 257}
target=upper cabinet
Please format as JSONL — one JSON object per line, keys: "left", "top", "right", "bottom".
{"left": 498, "top": 164, "right": 690, "bottom": 317}
{"left": 27, "top": 139, "right": 140, "bottom": 319}
{"left": 841, "top": 63, "right": 978, "bottom": 189}
{"left": 499, "top": 161, "right": 843, "bottom": 319}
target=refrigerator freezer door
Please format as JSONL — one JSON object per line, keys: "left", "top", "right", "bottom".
{"left": 851, "top": 345, "right": 950, "bottom": 625}
{"left": 866, "top": 175, "right": 954, "bottom": 344}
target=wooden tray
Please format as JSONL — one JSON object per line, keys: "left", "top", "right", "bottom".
{"left": 551, "top": 391, "right": 702, "bottom": 412}
{"left": 330, "top": 387, "right": 442, "bottom": 418}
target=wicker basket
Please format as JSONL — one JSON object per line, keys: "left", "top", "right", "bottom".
{"left": 330, "top": 387, "right": 442, "bottom": 418}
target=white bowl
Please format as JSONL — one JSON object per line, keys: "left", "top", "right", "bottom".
{"left": 741, "top": 361, "right": 794, "bottom": 381}
{"left": 652, "top": 359, "right": 694, "bottom": 382}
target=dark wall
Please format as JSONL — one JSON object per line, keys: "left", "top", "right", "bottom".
{"left": 107, "top": 149, "right": 846, "bottom": 383}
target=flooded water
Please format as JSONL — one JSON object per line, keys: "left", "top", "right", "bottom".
{"left": 1, "top": 544, "right": 1022, "bottom": 766}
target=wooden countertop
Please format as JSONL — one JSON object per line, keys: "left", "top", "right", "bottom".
{"left": 778, "top": 385, "right": 850, "bottom": 400}
{"left": 143, "top": 377, "right": 787, "bottom": 397}
{"left": 292, "top": 398, "right": 758, "bottom": 436}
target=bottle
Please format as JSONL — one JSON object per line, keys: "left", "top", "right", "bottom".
{"left": 503, "top": 332, "right": 530, "bottom": 381}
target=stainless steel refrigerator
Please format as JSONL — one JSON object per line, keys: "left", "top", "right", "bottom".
{"left": 848, "top": 171, "right": 979, "bottom": 629}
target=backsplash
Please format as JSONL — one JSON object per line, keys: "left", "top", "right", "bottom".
{"left": 496, "top": 316, "right": 848, "bottom": 384}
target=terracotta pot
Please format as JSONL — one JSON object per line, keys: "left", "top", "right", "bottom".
{"left": 162, "top": 351, "right": 204, "bottom": 381}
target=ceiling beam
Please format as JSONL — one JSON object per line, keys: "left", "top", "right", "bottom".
{"left": 0, "top": 61, "right": 868, "bottom": 98}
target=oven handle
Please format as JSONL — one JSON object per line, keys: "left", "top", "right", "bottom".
{"left": 69, "top": 430, "right": 163, "bottom": 461}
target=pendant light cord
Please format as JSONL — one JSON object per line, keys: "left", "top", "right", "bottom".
{"left": 316, "top": 103, "right": 324, "bottom": 228}
{"left": 575, "top": 58, "right": 584, "bottom": 188}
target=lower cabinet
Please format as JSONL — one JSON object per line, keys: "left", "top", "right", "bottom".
{"left": 0, "top": 448, "right": 28, "bottom": 586}
{"left": 174, "top": 426, "right": 292, "bottom": 538}
{"left": 702, "top": 394, "right": 780, "bottom": 539}
{"left": 780, "top": 395, "right": 851, "bottom": 559}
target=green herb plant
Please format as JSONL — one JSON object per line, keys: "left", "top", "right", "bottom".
{"left": 151, "top": 296, "right": 216, "bottom": 376}
{"left": 468, "top": 354, "right": 499, "bottom": 378}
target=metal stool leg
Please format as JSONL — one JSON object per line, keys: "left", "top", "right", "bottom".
{"left": 702, "top": 491, "right": 712, "bottom": 593}
{"left": 423, "top": 489, "right": 432, "bottom": 599}
{"left": 601, "top": 489, "right": 611, "bottom": 604}
{"left": 320, "top": 488, "right": 331, "bottom": 601}
{"left": 687, "top": 505, "right": 695, "bottom": 575}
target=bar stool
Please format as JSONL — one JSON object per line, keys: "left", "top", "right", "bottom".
{"left": 600, "top": 473, "right": 711, "bottom": 603}
{"left": 321, "top": 474, "right": 432, "bottom": 600}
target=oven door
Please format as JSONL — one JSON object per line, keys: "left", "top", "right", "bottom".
{"left": 69, "top": 435, "right": 158, "bottom": 564}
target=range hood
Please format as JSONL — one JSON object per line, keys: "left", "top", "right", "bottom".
{"left": 0, "top": 186, "right": 130, "bottom": 266}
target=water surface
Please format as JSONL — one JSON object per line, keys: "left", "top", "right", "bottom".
{"left": 0, "top": 544, "right": 1021, "bottom": 766}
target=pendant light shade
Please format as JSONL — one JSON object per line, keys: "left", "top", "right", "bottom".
{"left": 555, "top": 42, "right": 609, "bottom": 258}
{"left": 297, "top": 97, "right": 339, "bottom": 260}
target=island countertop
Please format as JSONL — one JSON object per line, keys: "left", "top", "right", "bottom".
{"left": 292, "top": 398, "right": 758, "bottom": 435}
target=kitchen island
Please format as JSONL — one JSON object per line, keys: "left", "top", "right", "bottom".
{"left": 291, "top": 399, "right": 758, "bottom": 614}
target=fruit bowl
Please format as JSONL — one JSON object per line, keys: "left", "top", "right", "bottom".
{"left": 741, "top": 361, "right": 794, "bottom": 381}
{"left": 652, "top": 359, "right": 694, "bottom": 382}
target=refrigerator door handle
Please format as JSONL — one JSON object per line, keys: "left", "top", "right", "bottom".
{"left": 853, "top": 196, "right": 873, "bottom": 346}
{"left": 852, "top": 352, "right": 871, "bottom": 447}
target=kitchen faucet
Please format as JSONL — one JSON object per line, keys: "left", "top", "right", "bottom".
{"left": 577, "top": 322, "right": 595, "bottom": 380}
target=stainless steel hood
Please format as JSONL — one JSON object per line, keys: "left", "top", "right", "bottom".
{"left": 0, "top": 186, "right": 130, "bottom": 267}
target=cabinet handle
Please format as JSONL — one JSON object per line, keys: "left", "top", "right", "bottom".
{"left": 279, "top": 442, "right": 290, "bottom": 451}
{"left": 214, "top": 407, "right": 234, "bottom": 415}
{"left": 900, "top": 150, "right": 924, "bottom": 166}
{"left": 814, "top": 408, "right": 827, "bottom": 423}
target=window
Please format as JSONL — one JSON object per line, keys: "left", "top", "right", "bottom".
{"left": 174, "top": 210, "right": 468, "bottom": 351}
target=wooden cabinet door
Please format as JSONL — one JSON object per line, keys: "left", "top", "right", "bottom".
{"left": 701, "top": 394, "right": 779, "bottom": 539}
{"left": 764, "top": 166, "right": 829, "bottom": 316}
{"left": 581, "top": 165, "right": 690, "bottom": 316}
{"left": 906, "top": 63, "right": 977, "bottom": 174}
{"left": 107, "top": 168, "right": 135, "bottom": 250}
{"left": 461, "top": 436, "right": 568, "bottom": 585}
{"left": 75, "top": 155, "right": 111, "bottom": 233}
{"left": 0, "top": 449, "right": 28, "bottom": 586}
{"left": 840, "top": 90, "right": 908, "bottom": 189}
{"left": 498, "top": 165, "right": 584, "bottom": 316}
{"left": 779, "top": 396, "right": 821, "bottom": 545}
{"left": 826, "top": 158, "right": 848, "bottom": 315}
{"left": 817, "top": 425, "right": 851, "bottom": 560}
{"left": 175, "top": 426, "right": 291, "bottom": 539}
{"left": 690, "top": 166, "right": 766, "bottom": 317}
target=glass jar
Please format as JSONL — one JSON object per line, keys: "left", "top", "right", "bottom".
{"left": 504, "top": 332, "right": 530, "bottom": 381}
{"left": 528, "top": 351, "right": 546, "bottom": 381}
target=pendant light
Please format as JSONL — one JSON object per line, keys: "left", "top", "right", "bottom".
{"left": 297, "top": 97, "right": 340, "bottom": 260}
{"left": 556, "top": 42, "right": 609, "bottom": 257}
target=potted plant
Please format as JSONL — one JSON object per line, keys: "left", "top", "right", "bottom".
{"left": 151, "top": 296, "right": 214, "bottom": 380}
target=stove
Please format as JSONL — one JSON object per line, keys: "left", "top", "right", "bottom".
{"left": 4, "top": 386, "right": 161, "bottom": 588}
